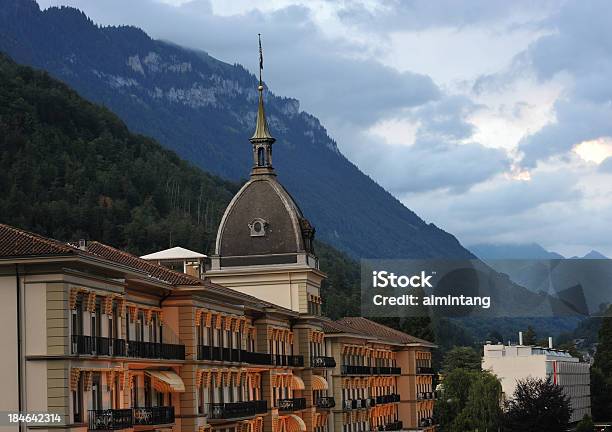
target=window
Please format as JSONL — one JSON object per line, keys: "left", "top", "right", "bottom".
{"left": 72, "top": 374, "right": 83, "bottom": 423}
{"left": 91, "top": 373, "right": 102, "bottom": 410}
{"left": 257, "top": 147, "right": 265, "bottom": 166}
{"left": 249, "top": 218, "right": 267, "bottom": 237}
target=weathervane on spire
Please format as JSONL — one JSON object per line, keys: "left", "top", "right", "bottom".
{"left": 258, "top": 33, "right": 264, "bottom": 88}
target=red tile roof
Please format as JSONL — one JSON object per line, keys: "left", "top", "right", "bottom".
{"left": 335, "top": 317, "right": 436, "bottom": 347}
{"left": 0, "top": 223, "right": 77, "bottom": 257}
{"left": 75, "top": 241, "right": 202, "bottom": 286}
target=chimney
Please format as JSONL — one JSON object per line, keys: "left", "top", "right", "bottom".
{"left": 78, "top": 239, "right": 88, "bottom": 251}
{"left": 519, "top": 331, "right": 523, "bottom": 346}
{"left": 548, "top": 337, "right": 553, "bottom": 349}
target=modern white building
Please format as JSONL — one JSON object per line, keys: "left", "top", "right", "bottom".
{"left": 483, "top": 341, "right": 591, "bottom": 423}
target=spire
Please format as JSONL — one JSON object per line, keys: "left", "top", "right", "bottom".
{"left": 251, "top": 34, "right": 275, "bottom": 143}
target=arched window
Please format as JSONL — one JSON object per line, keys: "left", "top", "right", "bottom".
{"left": 257, "top": 147, "right": 265, "bottom": 166}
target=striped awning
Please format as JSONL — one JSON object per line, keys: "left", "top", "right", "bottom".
{"left": 291, "top": 375, "right": 305, "bottom": 390}
{"left": 312, "top": 375, "right": 328, "bottom": 391}
{"left": 284, "top": 415, "right": 306, "bottom": 432}
{"left": 146, "top": 370, "right": 185, "bottom": 393}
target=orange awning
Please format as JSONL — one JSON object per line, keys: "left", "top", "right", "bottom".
{"left": 312, "top": 375, "right": 329, "bottom": 391}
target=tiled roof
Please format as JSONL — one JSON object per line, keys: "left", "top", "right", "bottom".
{"left": 320, "top": 319, "right": 364, "bottom": 335}
{"left": 0, "top": 223, "right": 77, "bottom": 257}
{"left": 336, "top": 317, "right": 436, "bottom": 347}
{"left": 81, "top": 241, "right": 202, "bottom": 286}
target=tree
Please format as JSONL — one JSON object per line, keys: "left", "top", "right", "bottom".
{"left": 441, "top": 346, "right": 481, "bottom": 373}
{"left": 434, "top": 369, "right": 503, "bottom": 432}
{"left": 576, "top": 414, "right": 594, "bottom": 432}
{"left": 504, "top": 377, "right": 571, "bottom": 431}
{"left": 523, "top": 326, "right": 537, "bottom": 345}
{"left": 592, "top": 304, "right": 612, "bottom": 420}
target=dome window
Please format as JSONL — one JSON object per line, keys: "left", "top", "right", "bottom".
{"left": 249, "top": 218, "right": 268, "bottom": 237}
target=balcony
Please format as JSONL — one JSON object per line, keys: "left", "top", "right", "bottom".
{"left": 314, "top": 397, "right": 335, "bottom": 409}
{"left": 198, "top": 346, "right": 244, "bottom": 362}
{"left": 72, "top": 335, "right": 184, "bottom": 360}
{"left": 127, "top": 341, "right": 185, "bottom": 360}
{"left": 88, "top": 409, "right": 132, "bottom": 430}
{"left": 133, "top": 406, "right": 175, "bottom": 426}
{"left": 274, "top": 354, "right": 304, "bottom": 367}
{"left": 378, "top": 421, "right": 403, "bottom": 431}
{"left": 417, "top": 392, "right": 435, "bottom": 400}
{"left": 343, "top": 399, "right": 370, "bottom": 410}
{"left": 419, "top": 417, "right": 434, "bottom": 428}
{"left": 277, "top": 398, "right": 306, "bottom": 412}
{"left": 341, "top": 365, "right": 371, "bottom": 375}
{"left": 72, "top": 335, "right": 125, "bottom": 356}
{"left": 417, "top": 366, "right": 434, "bottom": 375}
{"left": 196, "top": 346, "right": 304, "bottom": 367}
{"left": 373, "top": 366, "right": 402, "bottom": 375}
{"left": 207, "top": 400, "right": 267, "bottom": 420}
{"left": 376, "top": 394, "right": 400, "bottom": 404}
{"left": 311, "top": 356, "right": 336, "bottom": 368}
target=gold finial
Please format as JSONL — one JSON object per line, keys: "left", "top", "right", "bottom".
{"left": 251, "top": 34, "right": 274, "bottom": 142}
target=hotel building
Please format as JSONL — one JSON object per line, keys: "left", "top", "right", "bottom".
{"left": 0, "top": 56, "right": 436, "bottom": 432}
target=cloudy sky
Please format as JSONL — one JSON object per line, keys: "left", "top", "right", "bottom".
{"left": 37, "top": 0, "right": 612, "bottom": 257}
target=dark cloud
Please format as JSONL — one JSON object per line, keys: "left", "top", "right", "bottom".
{"left": 517, "top": 0, "right": 612, "bottom": 167}
{"left": 336, "top": 0, "right": 556, "bottom": 32}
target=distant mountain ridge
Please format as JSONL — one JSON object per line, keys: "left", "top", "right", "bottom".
{"left": 0, "top": 0, "right": 473, "bottom": 259}
{"left": 470, "top": 242, "right": 609, "bottom": 260}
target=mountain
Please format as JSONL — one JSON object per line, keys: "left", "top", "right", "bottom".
{"left": 469, "top": 242, "right": 565, "bottom": 260}
{"left": 0, "top": 0, "right": 473, "bottom": 260}
{"left": 576, "top": 250, "right": 609, "bottom": 260}
{"left": 0, "top": 51, "right": 363, "bottom": 323}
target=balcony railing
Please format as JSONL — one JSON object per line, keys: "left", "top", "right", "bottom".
{"left": 133, "top": 406, "right": 175, "bottom": 426}
{"left": 277, "top": 398, "right": 306, "bottom": 412}
{"left": 417, "top": 391, "right": 435, "bottom": 400}
{"left": 417, "top": 366, "right": 434, "bottom": 375}
{"left": 340, "top": 365, "right": 401, "bottom": 375}
{"left": 275, "top": 354, "right": 305, "bottom": 367}
{"left": 311, "top": 356, "right": 336, "bottom": 368}
{"left": 315, "top": 397, "right": 335, "bottom": 409}
{"left": 376, "top": 394, "right": 400, "bottom": 404}
{"left": 373, "top": 366, "right": 402, "bottom": 375}
{"left": 419, "top": 417, "right": 434, "bottom": 428}
{"left": 88, "top": 409, "right": 132, "bottom": 430}
{"left": 377, "top": 421, "right": 403, "bottom": 431}
{"left": 341, "top": 365, "right": 371, "bottom": 375}
{"left": 207, "top": 400, "right": 267, "bottom": 420}
{"left": 342, "top": 399, "right": 370, "bottom": 410}
{"left": 196, "top": 346, "right": 304, "bottom": 367}
{"left": 127, "top": 340, "right": 185, "bottom": 360}
{"left": 72, "top": 335, "right": 184, "bottom": 360}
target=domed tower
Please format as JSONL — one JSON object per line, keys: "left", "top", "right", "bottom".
{"left": 208, "top": 37, "right": 324, "bottom": 314}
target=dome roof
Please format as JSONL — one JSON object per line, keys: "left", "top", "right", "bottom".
{"left": 215, "top": 176, "right": 314, "bottom": 266}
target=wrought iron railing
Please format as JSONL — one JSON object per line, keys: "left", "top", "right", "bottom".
{"left": 88, "top": 409, "right": 132, "bottom": 430}
{"left": 315, "top": 396, "right": 335, "bottom": 409}
{"left": 417, "top": 366, "right": 434, "bottom": 374}
{"left": 310, "top": 356, "right": 336, "bottom": 368}
{"left": 277, "top": 397, "right": 306, "bottom": 412}
{"left": 127, "top": 341, "right": 185, "bottom": 360}
{"left": 207, "top": 400, "right": 267, "bottom": 420}
{"left": 132, "top": 406, "right": 174, "bottom": 426}
{"left": 375, "top": 394, "right": 400, "bottom": 404}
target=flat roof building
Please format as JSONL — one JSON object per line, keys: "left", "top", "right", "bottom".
{"left": 483, "top": 342, "right": 591, "bottom": 423}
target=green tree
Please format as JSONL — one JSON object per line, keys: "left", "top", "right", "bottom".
{"left": 504, "top": 377, "right": 571, "bottom": 431}
{"left": 434, "top": 369, "right": 503, "bottom": 432}
{"left": 441, "top": 347, "right": 481, "bottom": 373}
{"left": 592, "top": 305, "right": 612, "bottom": 420}
{"left": 523, "top": 325, "right": 537, "bottom": 345}
{"left": 576, "top": 414, "right": 594, "bottom": 432}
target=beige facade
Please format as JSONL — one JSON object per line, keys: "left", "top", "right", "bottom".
{"left": 483, "top": 343, "right": 591, "bottom": 423}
